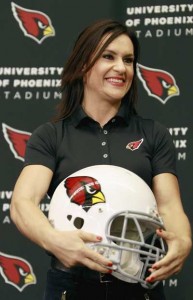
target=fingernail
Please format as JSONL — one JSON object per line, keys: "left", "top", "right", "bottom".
{"left": 147, "top": 276, "right": 155, "bottom": 283}
{"left": 108, "top": 262, "right": 113, "bottom": 267}
{"left": 158, "top": 228, "right": 163, "bottom": 232}
{"left": 96, "top": 236, "right": 102, "bottom": 241}
{"left": 108, "top": 269, "right": 112, "bottom": 274}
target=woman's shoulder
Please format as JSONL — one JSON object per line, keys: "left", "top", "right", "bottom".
{"left": 131, "top": 115, "right": 168, "bottom": 132}
{"left": 32, "top": 118, "right": 67, "bottom": 135}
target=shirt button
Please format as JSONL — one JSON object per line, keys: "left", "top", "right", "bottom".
{"left": 103, "top": 154, "right": 108, "bottom": 158}
{"left": 112, "top": 119, "right": 116, "bottom": 123}
{"left": 102, "top": 142, "right": 106, "bottom": 146}
{"left": 103, "top": 130, "right": 108, "bottom": 134}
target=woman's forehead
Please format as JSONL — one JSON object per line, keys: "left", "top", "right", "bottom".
{"left": 98, "top": 34, "right": 134, "bottom": 56}
{"left": 99, "top": 33, "right": 133, "bottom": 51}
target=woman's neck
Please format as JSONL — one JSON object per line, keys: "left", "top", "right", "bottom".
{"left": 82, "top": 100, "right": 121, "bottom": 127}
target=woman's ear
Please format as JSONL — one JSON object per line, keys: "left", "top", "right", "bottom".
{"left": 82, "top": 65, "right": 87, "bottom": 83}
{"left": 82, "top": 65, "right": 86, "bottom": 72}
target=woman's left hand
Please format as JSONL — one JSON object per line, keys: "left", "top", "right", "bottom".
{"left": 146, "top": 228, "right": 192, "bottom": 283}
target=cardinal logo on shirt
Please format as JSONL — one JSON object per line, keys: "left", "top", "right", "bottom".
{"left": 11, "top": 2, "right": 55, "bottom": 44}
{"left": 126, "top": 138, "right": 143, "bottom": 151}
{"left": 65, "top": 176, "right": 106, "bottom": 212}
{"left": 2, "top": 123, "right": 31, "bottom": 161}
{"left": 0, "top": 252, "right": 36, "bottom": 292}
{"left": 137, "top": 64, "right": 180, "bottom": 104}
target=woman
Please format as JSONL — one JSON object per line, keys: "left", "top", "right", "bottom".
{"left": 10, "top": 19, "right": 192, "bottom": 300}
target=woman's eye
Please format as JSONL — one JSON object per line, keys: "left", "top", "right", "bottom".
{"left": 103, "top": 54, "right": 113, "bottom": 60}
{"left": 124, "top": 57, "right": 134, "bottom": 64}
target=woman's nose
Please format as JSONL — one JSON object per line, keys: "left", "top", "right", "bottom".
{"left": 113, "top": 59, "right": 126, "bottom": 72}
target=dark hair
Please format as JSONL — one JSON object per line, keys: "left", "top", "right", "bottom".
{"left": 54, "top": 19, "right": 140, "bottom": 121}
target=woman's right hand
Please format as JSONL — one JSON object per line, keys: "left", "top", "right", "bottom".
{"left": 11, "top": 165, "right": 113, "bottom": 273}
{"left": 47, "top": 229, "right": 113, "bottom": 273}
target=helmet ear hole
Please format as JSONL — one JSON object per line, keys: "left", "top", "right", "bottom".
{"left": 66, "top": 215, "right": 84, "bottom": 229}
{"left": 67, "top": 215, "right": 72, "bottom": 221}
{"left": 73, "top": 217, "right": 84, "bottom": 229}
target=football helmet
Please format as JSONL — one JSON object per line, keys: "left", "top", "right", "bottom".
{"left": 48, "top": 165, "right": 166, "bottom": 288}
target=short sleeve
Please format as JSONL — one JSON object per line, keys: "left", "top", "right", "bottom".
{"left": 151, "top": 121, "right": 177, "bottom": 177}
{"left": 24, "top": 122, "right": 56, "bottom": 171}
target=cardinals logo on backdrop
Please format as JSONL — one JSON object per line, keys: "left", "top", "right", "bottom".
{"left": 65, "top": 176, "right": 106, "bottom": 212}
{"left": 137, "top": 64, "right": 180, "bottom": 104}
{"left": 2, "top": 123, "right": 31, "bottom": 161}
{"left": 11, "top": 2, "right": 55, "bottom": 44}
{"left": 0, "top": 252, "right": 36, "bottom": 292}
{"left": 126, "top": 138, "right": 143, "bottom": 151}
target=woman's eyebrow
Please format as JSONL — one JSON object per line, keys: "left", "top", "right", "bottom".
{"left": 103, "top": 49, "right": 134, "bottom": 56}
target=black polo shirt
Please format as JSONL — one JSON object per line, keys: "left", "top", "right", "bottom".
{"left": 24, "top": 104, "right": 176, "bottom": 197}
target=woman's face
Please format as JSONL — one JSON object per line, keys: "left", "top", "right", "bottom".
{"left": 84, "top": 34, "right": 134, "bottom": 104}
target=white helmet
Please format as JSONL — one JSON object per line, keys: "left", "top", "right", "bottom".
{"left": 48, "top": 165, "right": 166, "bottom": 288}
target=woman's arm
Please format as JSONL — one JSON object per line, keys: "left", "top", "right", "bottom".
{"left": 10, "top": 165, "right": 112, "bottom": 273}
{"left": 146, "top": 173, "right": 192, "bottom": 283}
